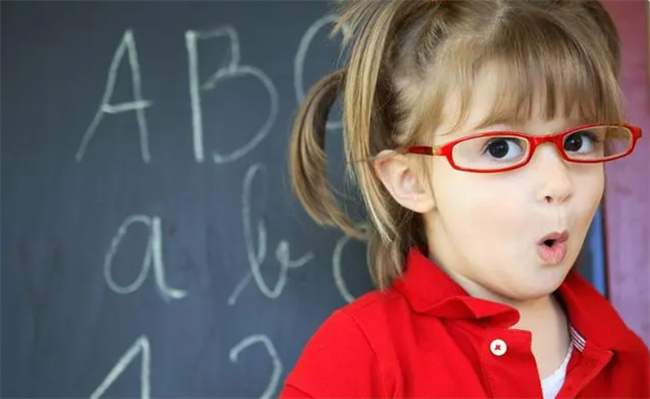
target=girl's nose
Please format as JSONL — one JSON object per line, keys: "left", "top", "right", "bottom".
{"left": 531, "top": 143, "right": 574, "bottom": 205}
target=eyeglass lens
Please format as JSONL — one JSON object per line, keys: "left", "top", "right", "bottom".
{"left": 450, "top": 126, "right": 633, "bottom": 171}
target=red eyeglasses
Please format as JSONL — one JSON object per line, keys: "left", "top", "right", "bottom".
{"left": 405, "top": 122, "right": 643, "bottom": 173}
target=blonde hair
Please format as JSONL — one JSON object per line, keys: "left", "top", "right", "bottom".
{"left": 289, "top": 0, "right": 623, "bottom": 289}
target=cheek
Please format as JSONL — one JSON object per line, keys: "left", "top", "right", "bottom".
{"left": 431, "top": 165, "right": 526, "bottom": 241}
{"left": 571, "top": 167, "right": 605, "bottom": 224}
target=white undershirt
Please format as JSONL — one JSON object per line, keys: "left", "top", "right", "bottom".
{"left": 541, "top": 345, "right": 573, "bottom": 399}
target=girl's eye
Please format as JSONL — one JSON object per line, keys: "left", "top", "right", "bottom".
{"left": 564, "top": 131, "right": 596, "bottom": 154}
{"left": 482, "top": 138, "right": 524, "bottom": 161}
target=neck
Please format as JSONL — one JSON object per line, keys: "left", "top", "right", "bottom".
{"left": 519, "top": 293, "right": 572, "bottom": 379}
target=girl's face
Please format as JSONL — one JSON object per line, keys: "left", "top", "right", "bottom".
{"left": 423, "top": 73, "right": 605, "bottom": 304}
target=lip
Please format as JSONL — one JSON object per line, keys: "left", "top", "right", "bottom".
{"left": 536, "top": 230, "right": 569, "bottom": 265}
{"left": 537, "top": 231, "right": 569, "bottom": 245}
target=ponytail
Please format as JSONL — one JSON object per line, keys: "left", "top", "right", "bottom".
{"left": 289, "top": 68, "right": 364, "bottom": 240}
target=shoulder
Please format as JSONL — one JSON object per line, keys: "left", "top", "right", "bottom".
{"left": 607, "top": 326, "right": 650, "bottom": 395}
{"left": 616, "top": 326, "right": 649, "bottom": 371}
{"left": 341, "top": 288, "right": 405, "bottom": 327}
{"left": 280, "top": 289, "right": 407, "bottom": 398}
{"left": 296, "top": 287, "right": 408, "bottom": 355}
{"left": 564, "top": 271, "right": 650, "bottom": 375}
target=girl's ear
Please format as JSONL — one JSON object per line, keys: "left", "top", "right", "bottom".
{"left": 372, "top": 150, "right": 436, "bottom": 213}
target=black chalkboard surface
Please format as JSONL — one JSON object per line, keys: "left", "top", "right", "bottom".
{"left": 1, "top": 1, "right": 605, "bottom": 398}
{"left": 2, "top": 1, "right": 374, "bottom": 397}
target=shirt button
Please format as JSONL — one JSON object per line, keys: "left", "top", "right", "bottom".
{"left": 490, "top": 339, "right": 507, "bottom": 356}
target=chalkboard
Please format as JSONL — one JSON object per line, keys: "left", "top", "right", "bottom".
{"left": 0, "top": 1, "right": 606, "bottom": 398}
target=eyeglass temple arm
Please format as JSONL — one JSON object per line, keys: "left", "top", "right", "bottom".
{"left": 406, "top": 145, "right": 441, "bottom": 156}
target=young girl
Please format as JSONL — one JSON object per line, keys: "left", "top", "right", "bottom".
{"left": 281, "top": 0, "right": 649, "bottom": 397}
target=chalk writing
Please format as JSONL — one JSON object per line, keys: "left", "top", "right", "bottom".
{"left": 91, "top": 335, "right": 151, "bottom": 399}
{"left": 228, "top": 163, "right": 313, "bottom": 305}
{"left": 76, "top": 29, "right": 152, "bottom": 163}
{"left": 186, "top": 27, "right": 278, "bottom": 164}
{"left": 229, "top": 334, "right": 282, "bottom": 399}
{"left": 294, "top": 14, "right": 342, "bottom": 131}
{"left": 333, "top": 223, "right": 367, "bottom": 303}
{"left": 104, "top": 214, "right": 187, "bottom": 302}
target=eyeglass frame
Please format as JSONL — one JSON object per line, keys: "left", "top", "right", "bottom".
{"left": 405, "top": 122, "right": 643, "bottom": 173}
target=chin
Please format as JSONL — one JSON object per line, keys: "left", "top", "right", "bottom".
{"left": 524, "top": 268, "right": 571, "bottom": 298}
{"left": 497, "top": 267, "right": 570, "bottom": 302}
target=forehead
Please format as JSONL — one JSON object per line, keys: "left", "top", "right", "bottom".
{"left": 433, "top": 62, "right": 583, "bottom": 138}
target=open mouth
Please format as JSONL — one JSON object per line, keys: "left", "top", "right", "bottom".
{"left": 537, "top": 231, "right": 569, "bottom": 264}
{"left": 543, "top": 239, "right": 557, "bottom": 247}
{"left": 538, "top": 231, "right": 569, "bottom": 245}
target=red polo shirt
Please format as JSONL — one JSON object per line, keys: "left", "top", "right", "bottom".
{"left": 280, "top": 247, "right": 649, "bottom": 398}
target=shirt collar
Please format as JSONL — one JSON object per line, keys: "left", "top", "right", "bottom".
{"left": 391, "top": 247, "right": 633, "bottom": 351}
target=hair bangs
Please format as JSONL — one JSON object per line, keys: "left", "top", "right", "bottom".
{"left": 420, "top": 10, "right": 623, "bottom": 138}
